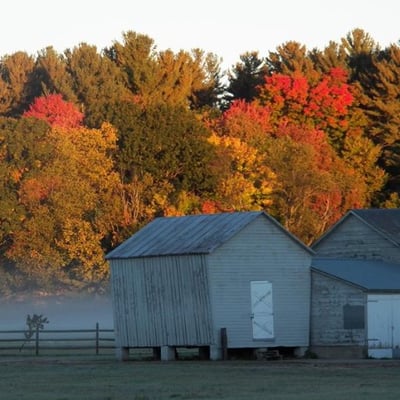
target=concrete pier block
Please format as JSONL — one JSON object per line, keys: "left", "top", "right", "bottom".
{"left": 161, "top": 346, "right": 176, "bottom": 361}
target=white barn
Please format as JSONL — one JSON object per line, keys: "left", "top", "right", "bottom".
{"left": 106, "top": 211, "right": 313, "bottom": 360}
{"left": 311, "top": 258, "right": 400, "bottom": 358}
{"left": 311, "top": 209, "right": 400, "bottom": 359}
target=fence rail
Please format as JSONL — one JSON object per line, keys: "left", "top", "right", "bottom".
{"left": 0, "top": 323, "right": 115, "bottom": 356}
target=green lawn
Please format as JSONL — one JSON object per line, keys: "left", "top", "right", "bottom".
{"left": 1, "top": 357, "right": 400, "bottom": 400}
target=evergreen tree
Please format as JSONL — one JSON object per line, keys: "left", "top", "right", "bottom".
{"left": 341, "top": 28, "right": 379, "bottom": 84}
{"left": 0, "top": 52, "right": 36, "bottom": 116}
{"left": 310, "top": 41, "right": 348, "bottom": 74}
{"left": 107, "top": 101, "right": 217, "bottom": 218}
{"left": 266, "top": 41, "right": 316, "bottom": 77}
{"left": 104, "top": 31, "right": 158, "bottom": 96}
{"left": 226, "top": 51, "right": 267, "bottom": 103}
{"left": 106, "top": 31, "right": 223, "bottom": 109}
{"left": 359, "top": 43, "right": 400, "bottom": 199}
{"left": 65, "top": 43, "right": 130, "bottom": 127}
{"left": 33, "top": 46, "right": 78, "bottom": 102}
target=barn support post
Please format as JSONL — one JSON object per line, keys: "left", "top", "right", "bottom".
{"left": 294, "top": 347, "right": 307, "bottom": 358}
{"left": 161, "top": 346, "right": 176, "bottom": 361}
{"left": 209, "top": 345, "right": 221, "bottom": 360}
{"left": 221, "top": 327, "right": 228, "bottom": 360}
{"left": 116, "top": 346, "right": 130, "bottom": 361}
{"left": 209, "top": 328, "right": 228, "bottom": 360}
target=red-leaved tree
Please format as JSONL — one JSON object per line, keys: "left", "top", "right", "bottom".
{"left": 258, "top": 67, "right": 354, "bottom": 148}
{"left": 23, "top": 94, "right": 84, "bottom": 128}
{"left": 207, "top": 67, "right": 382, "bottom": 243}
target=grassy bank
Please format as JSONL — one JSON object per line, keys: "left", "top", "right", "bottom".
{"left": 1, "top": 358, "right": 400, "bottom": 399}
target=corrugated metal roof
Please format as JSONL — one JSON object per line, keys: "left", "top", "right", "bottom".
{"left": 106, "top": 211, "right": 262, "bottom": 259}
{"left": 311, "top": 257, "right": 400, "bottom": 291}
{"left": 352, "top": 209, "right": 400, "bottom": 245}
{"left": 106, "top": 211, "right": 313, "bottom": 259}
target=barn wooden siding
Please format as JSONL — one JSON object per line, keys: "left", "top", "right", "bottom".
{"left": 310, "top": 271, "right": 366, "bottom": 347}
{"left": 313, "top": 213, "right": 400, "bottom": 263}
{"left": 310, "top": 257, "right": 400, "bottom": 358}
{"left": 207, "top": 216, "right": 311, "bottom": 348}
{"left": 111, "top": 254, "right": 213, "bottom": 348}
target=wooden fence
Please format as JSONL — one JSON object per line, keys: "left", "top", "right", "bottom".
{"left": 0, "top": 323, "right": 115, "bottom": 356}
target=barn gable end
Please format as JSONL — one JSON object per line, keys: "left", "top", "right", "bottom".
{"left": 311, "top": 208, "right": 400, "bottom": 359}
{"left": 312, "top": 209, "right": 400, "bottom": 262}
{"left": 310, "top": 269, "right": 367, "bottom": 359}
{"left": 107, "top": 211, "right": 313, "bottom": 361}
{"left": 207, "top": 215, "right": 311, "bottom": 349}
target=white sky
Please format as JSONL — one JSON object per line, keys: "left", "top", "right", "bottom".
{"left": 2, "top": 0, "right": 400, "bottom": 72}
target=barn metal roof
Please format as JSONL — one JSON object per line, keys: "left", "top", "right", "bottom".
{"left": 351, "top": 209, "right": 400, "bottom": 246}
{"left": 106, "top": 211, "right": 312, "bottom": 259}
{"left": 311, "top": 257, "right": 400, "bottom": 291}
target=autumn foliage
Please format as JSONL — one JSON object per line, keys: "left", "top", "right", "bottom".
{"left": 0, "top": 28, "right": 393, "bottom": 294}
{"left": 209, "top": 66, "right": 382, "bottom": 242}
{"left": 258, "top": 68, "right": 354, "bottom": 136}
{"left": 23, "top": 94, "right": 84, "bottom": 128}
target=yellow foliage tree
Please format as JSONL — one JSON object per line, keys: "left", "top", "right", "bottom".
{"left": 208, "top": 133, "right": 275, "bottom": 211}
{"left": 8, "top": 123, "right": 123, "bottom": 290}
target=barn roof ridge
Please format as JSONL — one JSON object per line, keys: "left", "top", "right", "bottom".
{"left": 106, "top": 211, "right": 313, "bottom": 259}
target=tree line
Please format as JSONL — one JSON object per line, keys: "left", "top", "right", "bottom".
{"left": 0, "top": 28, "right": 398, "bottom": 294}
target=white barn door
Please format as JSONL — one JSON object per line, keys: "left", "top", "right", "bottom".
{"left": 368, "top": 294, "right": 400, "bottom": 358}
{"left": 250, "top": 281, "right": 274, "bottom": 340}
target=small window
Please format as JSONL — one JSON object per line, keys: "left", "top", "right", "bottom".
{"left": 343, "top": 304, "right": 365, "bottom": 329}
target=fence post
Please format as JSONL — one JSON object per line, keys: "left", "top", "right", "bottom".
{"left": 35, "top": 325, "right": 39, "bottom": 356}
{"left": 96, "top": 322, "right": 99, "bottom": 355}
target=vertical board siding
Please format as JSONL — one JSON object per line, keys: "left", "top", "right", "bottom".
{"left": 207, "top": 216, "right": 311, "bottom": 348}
{"left": 110, "top": 264, "right": 127, "bottom": 348}
{"left": 110, "top": 255, "right": 213, "bottom": 347}
{"left": 313, "top": 215, "right": 400, "bottom": 262}
{"left": 310, "top": 271, "right": 366, "bottom": 346}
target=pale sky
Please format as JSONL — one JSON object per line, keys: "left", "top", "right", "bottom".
{"left": 2, "top": 0, "right": 400, "bottom": 72}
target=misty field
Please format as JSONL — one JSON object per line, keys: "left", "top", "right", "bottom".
{"left": 0, "top": 358, "right": 400, "bottom": 400}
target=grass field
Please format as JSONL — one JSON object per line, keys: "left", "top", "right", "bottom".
{"left": 1, "top": 357, "right": 400, "bottom": 400}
